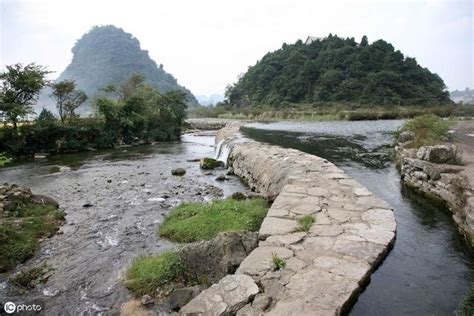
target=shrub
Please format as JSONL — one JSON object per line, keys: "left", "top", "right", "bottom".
{"left": 125, "top": 251, "right": 188, "bottom": 296}
{"left": 159, "top": 198, "right": 268, "bottom": 242}
{"left": 400, "top": 114, "right": 450, "bottom": 148}
{"left": 0, "top": 153, "right": 11, "bottom": 167}
{"left": 297, "top": 215, "right": 315, "bottom": 232}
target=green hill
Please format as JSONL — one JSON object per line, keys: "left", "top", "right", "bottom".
{"left": 225, "top": 34, "right": 450, "bottom": 107}
{"left": 56, "top": 25, "right": 198, "bottom": 112}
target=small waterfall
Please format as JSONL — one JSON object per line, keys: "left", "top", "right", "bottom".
{"left": 214, "top": 134, "right": 247, "bottom": 167}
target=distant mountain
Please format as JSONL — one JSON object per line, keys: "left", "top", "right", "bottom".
{"left": 196, "top": 94, "right": 225, "bottom": 106}
{"left": 450, "top": 88, "right": 474, "bottom": 104}
{"left": 226, "top": 34, "right": 451, "bottom": 106}
{"left": 45, "top": 25, "right": 198, "bottom": 114}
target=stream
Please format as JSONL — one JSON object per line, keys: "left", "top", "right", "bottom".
{"left": 0, "top": 131, "right": 246, "bottom": 315}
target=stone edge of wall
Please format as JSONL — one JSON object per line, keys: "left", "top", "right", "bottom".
{"left": 180, "top": 124, "right": 397, "bottom": 315}
{"left": 396, "top": 145, "right": 474, "bottom": 246}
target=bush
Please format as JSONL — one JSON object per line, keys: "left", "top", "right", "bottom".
{"left": 125, "top": 251, "right": 188, "bottom": 296}
{"left": 159, "top": 198, "right": 268, "bottom": 242}
{"left": 399, "top": 114, "right": 450, "bottom": 148}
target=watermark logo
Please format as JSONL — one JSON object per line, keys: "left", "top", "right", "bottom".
{"left": 3, "top": 302, "right": 15, "bottom": 314}
{"left": 3, "top": 302, "right": 42, "bottom": 314}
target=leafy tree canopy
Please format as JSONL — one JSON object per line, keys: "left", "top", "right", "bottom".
{"left": 0, "top": 63, "right": 50, "bottom": 129}
{"left": 225, "top": 35, "right": 451, "bottom": 106}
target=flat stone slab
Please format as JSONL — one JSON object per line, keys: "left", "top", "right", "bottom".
{"left": 180, "top": 274, "right": 259, "bottom": 315}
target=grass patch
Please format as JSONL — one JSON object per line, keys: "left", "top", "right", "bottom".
{"left": 297, "top": 215, "right": 315, "bottom": 232}
{"left": 0, "top": 202, "right": 65, "bottom": 272}
{"left": 124, "top": 251, "right": 189, "bottom": 296}
{"left": 458, "top": 284, "right": 474, "bottom": 316}
{"left": 398, "top": 114, "right": 450, "bottom": 148}
{"left": 272, "top": 253, "right": 286, "bottom": 271}
{"left": 159, "top": 197, "right": 268, "bottom": 242}
{"left": 9, "top": 263, "right": 52, "bottom": 289}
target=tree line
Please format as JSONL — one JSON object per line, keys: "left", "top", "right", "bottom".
{"left": 0, "top": 63, "right": 187, "bottom": 158}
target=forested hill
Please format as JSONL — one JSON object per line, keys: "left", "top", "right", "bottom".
{"left": 57, "top": 25, "right": 198, "bottom": 111}
{"left": 226, "top": 35, "right": 451, "bottom": 106}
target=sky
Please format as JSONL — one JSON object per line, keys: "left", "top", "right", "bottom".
{"left": 0, "top": 0, "right": 473, "bottom": 97}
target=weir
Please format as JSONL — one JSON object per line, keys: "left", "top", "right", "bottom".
{"left": 180, "top": 124, "right": 397, "bottom": 315}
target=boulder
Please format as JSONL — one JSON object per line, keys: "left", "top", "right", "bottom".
{"left": 200, "top": 158, "right": 224, "bottom": 170}
{"left": 31, "top": 195, "right": 59, "bottom": 208}
{"left": 177, "top": 231, "right": 258, "bottom": 284}
{"left": 215, "top": 174, "right": 227, "bottom": 181}
{"left": 171, "top": 168, "right": 186, "bottom": 176}
{"left": 166, "top": 286, "right": 201, "bottom": 311}
{"left": 179, "top": 274, "right": 259, "bottom": 315}
{"left": 416, "top": 145, "right": 455, "bottom": 164}
{"left": 398, "top": 131, "right": 415, "bottom": 143}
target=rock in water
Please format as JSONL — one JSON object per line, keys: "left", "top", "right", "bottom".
{"left": 200, "top": 157, "right": 224, "bottom": 170}
{"left": 179, "top": 274, "right": 259, "bottom": 315}
{"left": 215, "top": 174, "right": 227, "bottom": 181}
{"left": 171, "top": 168, "right": 186, "bottom": 176}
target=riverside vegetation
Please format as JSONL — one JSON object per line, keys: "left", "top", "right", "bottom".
{"left": 125, "top": 197, "right": 268, "bottom": 296}
{"left": 0, "top": 184, "right": 65, "bottom": 272}
{"left": 0, "top": 63, "right": 187, "bottom": 159}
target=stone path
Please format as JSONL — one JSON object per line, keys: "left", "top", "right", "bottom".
{"left": 180, "top": 125, "right": 396, "bottom": 315}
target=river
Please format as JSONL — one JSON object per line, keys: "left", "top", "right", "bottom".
{"left": 0, "top": 131, "right": 246, "bottom": 315}
{"left": 241, "top": 120, "right": 473, "bottom": 315}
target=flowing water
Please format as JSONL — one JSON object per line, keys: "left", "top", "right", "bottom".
{"left": 0, "top": 131, "right": 246, "bottom": 315}
{"left": 241, "top": 120, "right": 474, "bottom": 315}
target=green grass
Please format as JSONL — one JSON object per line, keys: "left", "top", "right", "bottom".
{"left": 297, "top": 215, "right": 315, "bottom": 232}
{"left": 9, "top": 263, "right": 52, "bottom": 289}
{"left": 124, "top": 251, "right": 189, "bottom": 296}
{"left": 458, "top": 284, "right": 474, "bottom": 316}
{"left": 0, "top": 203, "right": 65, "bottom": 272}
{"left": 272, "top": 253, "right": 286, "bottom": 271}
{"left": 158, "top": 197, "right": 268, "bottom": 242}
{"left": 398, "top": 114, "right": 450, "bottom": 148}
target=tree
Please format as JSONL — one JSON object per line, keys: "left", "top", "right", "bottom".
{"left": 0, "top": 63, "right": 50, "bottom": 131}
{"left": 50, "top": 80, "right": 87, "bottom": 123}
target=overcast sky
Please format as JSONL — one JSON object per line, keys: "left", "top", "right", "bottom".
{"left": 1, "top": 0, "right": 472, "bottom": 96}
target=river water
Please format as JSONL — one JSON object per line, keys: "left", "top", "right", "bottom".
{"left": 242, "top": 120, "right": 473, "bottom": 315}
{"left": 0, "top": 131, "right": 246, "bottom": 315}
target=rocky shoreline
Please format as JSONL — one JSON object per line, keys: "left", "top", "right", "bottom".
{"left": 396, "top": 136, "right": 474, "bottom": 246}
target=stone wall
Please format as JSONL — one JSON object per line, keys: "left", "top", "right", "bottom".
{"left": 396, "top": 145, "right": 474, "bottom": 245}
{"left": 180, "top": 124, "right": 397, "bottom": 315}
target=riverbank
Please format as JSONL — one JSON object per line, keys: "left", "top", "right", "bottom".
{"left": 178, "top": 123, "right": 396, "bottom": 315}
{"left": 188, "top": 104, "right": 474, "bottom": 122}
{"left": 396, "top": 119, "right": 474, "bottom": 246}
